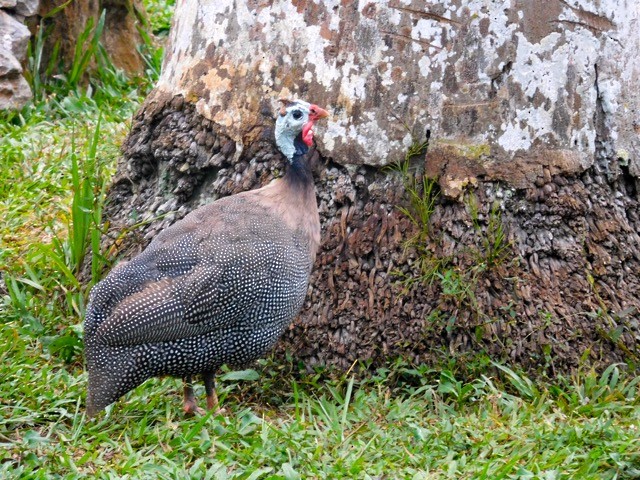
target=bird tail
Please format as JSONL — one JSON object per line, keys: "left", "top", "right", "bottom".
{"left": 86, "top": 373, "right": 109, "bottom": 417}
{"left": 85, "top": 345, "right": 147, "bottom": 417}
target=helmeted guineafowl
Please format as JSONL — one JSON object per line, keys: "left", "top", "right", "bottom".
{"left": 84, "top": 99, "right": 329, "bottom": 416}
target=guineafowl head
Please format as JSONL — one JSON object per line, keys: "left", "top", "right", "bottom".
{"left": 275, "top": 99, "right": 329, "bottom": 161}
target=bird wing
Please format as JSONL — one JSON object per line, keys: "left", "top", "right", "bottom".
{"left": 93, "top": 238, "right": 287, "bottom": 347}
{"left": 84, "top": 227, "right": 201, "bottom": 335}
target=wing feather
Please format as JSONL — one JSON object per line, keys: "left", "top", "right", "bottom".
{"left": 94, "top": 240, "right": 284, "bottom": 346}
{"left": 87, "top": 196, "right": 299, "bottom": 347}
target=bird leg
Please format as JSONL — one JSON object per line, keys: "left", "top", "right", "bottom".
{"left": 203, "top": 370, "right": 222, "bottom": 413}
{"left": 183, "top": 376, "right": 204, "bottom": 415}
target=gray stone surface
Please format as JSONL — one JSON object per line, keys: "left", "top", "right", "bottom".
{"left": 0, "top": 10, "right": 30, "bottom": 61}
{"left": 0, "top": 49, "right": 21, "bottom": 76}
{"left": 0, "top": 74, "right": 31, "bottom": 109}
{"left": 0, "top": 5, "right": 36, "bottom": 110}
{"left": 14, "top": 0, "right": 38, "bottom": 16}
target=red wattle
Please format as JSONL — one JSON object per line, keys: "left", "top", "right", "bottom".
{"left": 302, "top": 120, "right": 315, "bottom": 146}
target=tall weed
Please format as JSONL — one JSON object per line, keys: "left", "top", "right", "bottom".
{"left": 23, "top": 7, "right": 158, "bottom": 123}
{"left": 67, "top": 11, "right": 106, "bottom": 89}
{"left": 3, "top": 119, "right": 112, "bottom": 361}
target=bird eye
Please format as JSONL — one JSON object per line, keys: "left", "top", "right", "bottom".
{"left": 292, "top": 110, "right": 302, "bottom": 120}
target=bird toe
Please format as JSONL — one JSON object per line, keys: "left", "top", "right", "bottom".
{"left": 183, "top": 400, "right": 205, "bottom": 415}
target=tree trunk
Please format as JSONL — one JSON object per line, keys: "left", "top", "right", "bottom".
{"left": 0, "top": 0, "right": 148, "bottom": 109}
{"left": 37, "top": 0, "right": 147, "bottom": 77}
{"left": 104, "top": 0, "right": 640, "bottom": 374}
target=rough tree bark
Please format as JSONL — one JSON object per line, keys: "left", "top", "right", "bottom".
{"left": 103, "top": 0, "right": 640, "bottom": 373}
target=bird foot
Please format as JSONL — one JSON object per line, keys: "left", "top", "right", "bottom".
{"left": 183, "top": 400, "right": 206, "bottom": 415}
{"left": 183, "top": 401, "right": 226, "bottom": 416}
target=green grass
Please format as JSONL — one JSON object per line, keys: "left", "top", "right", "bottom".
{"left": 1, "top": 339, "right": 639, "bottom": 478}
{"left": 1, "top": 1, "right": 640, "bottom": 478}
{"left": 143, "top": 0, "right": 176, "bottom": 35}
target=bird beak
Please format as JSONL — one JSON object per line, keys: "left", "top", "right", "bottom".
{"left": 302, "top": 104, "right": 329, "bottom": 146}
{"left": 308, "top": 104, "right": 330, "bottom": 121}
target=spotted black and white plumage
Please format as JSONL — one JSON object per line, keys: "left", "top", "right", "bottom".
{"left": 84, "top": 99, "right": 328, "bottom": 416}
